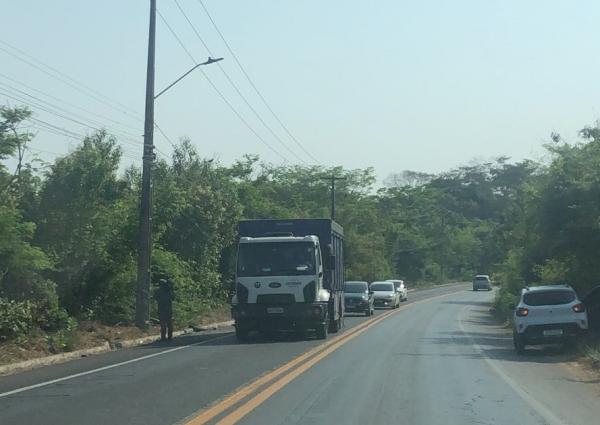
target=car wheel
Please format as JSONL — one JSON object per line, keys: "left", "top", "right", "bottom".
{"left": 513, "top": 332, "right": 526, "bottom": 354}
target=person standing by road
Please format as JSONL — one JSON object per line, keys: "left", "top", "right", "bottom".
{"left": 154, "top": 279, "right": 174, "bottom": 341}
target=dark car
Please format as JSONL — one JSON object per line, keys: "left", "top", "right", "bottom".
{"left": 344, "top": 281, "right": 374, "bottom": 316}
{"left": 583, "top": 286, "right": 600, "bottom": 332}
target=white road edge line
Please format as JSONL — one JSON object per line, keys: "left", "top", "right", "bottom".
{"left": 458, "top": 305, "right": 569, "bottom": 425}
{"left": 0, "top": 333, "right": 232, "bottom": 399}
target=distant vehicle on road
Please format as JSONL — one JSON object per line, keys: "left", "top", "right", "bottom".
{"left": 472, "top": 275, "right": 492, "bottom": 291}
{"left": 344, "top": 281, "right": 374, "bottom": 316}
{"left": 513, "top": 284, "right": 588, "bottom": 353}
{"left": 582, "top": 285, "right": 600, "bottom": 332}
{"left": 387, "top": 279, "right": 408, "bottom": 302}
{"left": 370, "top": 281, "right": 400, "bottom": 309}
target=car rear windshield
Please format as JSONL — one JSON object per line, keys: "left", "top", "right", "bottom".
{"left": 345, "top": 282, "right": 368, "bottom": 293}
{"left": 370, "top": 283, "right": 394, "bottom": 292}
{"left": 475, "top": 276, "right": 489, "bottom": 281}
{"left": 523, "top": 290, "right": 576, "bottom": 306}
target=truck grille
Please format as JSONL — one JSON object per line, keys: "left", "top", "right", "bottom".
{"left": 256, "top": 294, "right": 295, "bottom": 304}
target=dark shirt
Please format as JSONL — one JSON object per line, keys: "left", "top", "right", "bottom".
{"left": 154, "top": 285, "right": 174, "bottom": 318}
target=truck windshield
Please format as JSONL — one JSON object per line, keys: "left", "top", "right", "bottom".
{"left": 237, "top": 242, "right": 316, "bottom": 277}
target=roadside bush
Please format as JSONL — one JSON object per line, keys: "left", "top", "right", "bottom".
{"left": 45, "top": 316, "right": 79, "bottom": 353}
{"left": 0, "top": 297, "right": 34, "bottom": 340}
{"left": 492, "top": 287, "right": 518, "bottom": 323}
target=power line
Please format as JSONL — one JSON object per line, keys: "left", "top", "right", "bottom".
{"left": 0, "top": 85, "right": 170, "bottom": 160}
{"left": 156, "top": 9, "right": 289, "bottom": 163}
{"left": 0, "top": 40, "right": 176, "bottom": 154}
{"left": 2, "top": 96, "right": 164, "bottom": 162}
{"left": 172, "top": 0, "right": 308, "bottom": 165}
{"left": 0, "top": 83, "right": 142, "bottom": 142}
{"left": 0, "top": 71, "right": 143, "bottom": 136}
{"left": 0, "top": 39, "right": 141, "bottom": 118}
{"left": 0, "top": 44, "right": 140, "bottom": 121}
{"left": 0, "top": 88, "right": 144, "bottom": 149}
{"left": 27, "top": 118, "right": 138, "bottom": 158}
{"left": 196, "top": 0, "right": 321, "bottom": 164}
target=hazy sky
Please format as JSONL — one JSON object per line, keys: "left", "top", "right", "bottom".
{"left": 2, "top": 1, "right": 600, "bottom": 181}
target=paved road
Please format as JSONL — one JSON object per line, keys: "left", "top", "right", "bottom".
{"left": 1, "top": 284, "right": 599, "bottom": 425}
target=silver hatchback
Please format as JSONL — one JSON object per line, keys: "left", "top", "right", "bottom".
{"left": 473, "top": 275, "right": 492, "bottom": 291}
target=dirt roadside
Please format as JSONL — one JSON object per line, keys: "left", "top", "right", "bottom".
{"left": 0, "top": 305, "right": 232, "bottom": 368}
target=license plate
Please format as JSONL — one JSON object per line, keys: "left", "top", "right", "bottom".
{"left": 543, "top": 329, "right": 563, "bottom": 336}
{"left": 267, "top": 307, "right": 284, "bottom": 314}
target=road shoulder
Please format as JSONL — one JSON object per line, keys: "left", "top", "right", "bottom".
{"left": 460, "top": 296, "right": 600, "bottom": 425}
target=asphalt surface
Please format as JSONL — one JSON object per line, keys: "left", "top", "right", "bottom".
{"left": 1, "top": 284, "right": 599, "bottom": 425}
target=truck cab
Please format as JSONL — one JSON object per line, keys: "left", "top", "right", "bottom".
{"left": 231, "top": 219, "right": 344, "bottom": 340}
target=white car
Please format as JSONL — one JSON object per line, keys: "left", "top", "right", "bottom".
{"left": 370, "top": 281, "right": 400, "bottom": 309}
{"left": 513, "top": 284, "right": 588, "bottom": 353}
{"left": 387, "top": 279, "right": 408, "bottom": 302}
{"left": 473, "top": 275, "right": 492, "bottom": 291}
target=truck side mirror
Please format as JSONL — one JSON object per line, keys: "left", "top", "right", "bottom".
{"left": 326, "top": 254, "right": 336, "bottom": 270}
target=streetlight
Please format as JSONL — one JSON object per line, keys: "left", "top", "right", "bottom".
{"left": 135, "top": 0, "right": 223, "bottom": 329}
{"left": 154, "top": 57, "right": 223, "bottom": 100}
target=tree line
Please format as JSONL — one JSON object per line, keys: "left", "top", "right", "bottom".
{"left": 2, "top": 105, "right": 599, "bottom": 342}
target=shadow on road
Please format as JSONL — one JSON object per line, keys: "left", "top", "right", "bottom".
{"left": 139, "top": 327, "right": 331, "bottom": 349}
{"left": 443, "top": 300, "right": 494, "bottom": 308}
{"left": 418, "top": 300, "right": 583, "bottom": 365}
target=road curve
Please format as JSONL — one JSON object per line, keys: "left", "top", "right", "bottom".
{"left": 1, "top": 284, "right": 599, "bottom": 425}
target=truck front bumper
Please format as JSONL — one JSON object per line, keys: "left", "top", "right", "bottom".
{"left": 231, "top": 302, "right": 327, "bottom": 330}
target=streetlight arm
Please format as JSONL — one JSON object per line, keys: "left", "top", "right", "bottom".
{"left": 154, "top": 57, "right": 223, "bottom": 100}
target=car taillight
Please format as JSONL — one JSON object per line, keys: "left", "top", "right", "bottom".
{"left": 516, "top": 307, "right": 529, "bottom": 317}
{"left": 573, "top": 303, "right": 586, "bottom": 313}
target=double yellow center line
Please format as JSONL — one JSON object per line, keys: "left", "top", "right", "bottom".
{"left": 182, "top": 290, "right": 459, "bottom": 425}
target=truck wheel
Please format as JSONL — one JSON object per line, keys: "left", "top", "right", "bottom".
{"left": 316, "top": 323, "right": 328, "bottom": 339}
{"left": 329, "top": 318, "right": 340, "bottom": 333}
{"left": 235, "top": 326, "right": 250, "bottom": 342}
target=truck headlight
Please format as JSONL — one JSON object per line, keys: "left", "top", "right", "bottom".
{"left": 317, "top": 289, "right": 330, "bottom": 302}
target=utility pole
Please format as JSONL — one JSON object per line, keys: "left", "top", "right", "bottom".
{"left": 135, "top": 0, "right": 157, "bottom": 329}
{"left": 321, "top": 174, "right": 346, "bottom": 221}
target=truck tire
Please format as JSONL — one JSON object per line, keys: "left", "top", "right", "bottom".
{"left": 236, "top": 326, "right": 250, "bottom": 342}
{"left": 329, "top": 317, "right": 341, "bottom": 333}
{"left": 316, "top": 323, "right": 328, "bottom": 339}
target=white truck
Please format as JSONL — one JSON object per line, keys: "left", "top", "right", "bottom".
{"left": 231, "top": 219, "right": 344, "bottom": 340}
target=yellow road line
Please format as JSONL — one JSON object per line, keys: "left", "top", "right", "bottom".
{"left": 215, "top": 312, "right": 387, "bottom": 425}
{"left": 184, "top": 288, "right": 463, "bottom": 425}
{"left": 183, "top": 310, "right": 394, "bottom": 425}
